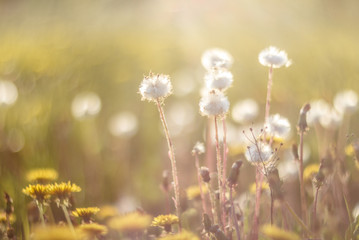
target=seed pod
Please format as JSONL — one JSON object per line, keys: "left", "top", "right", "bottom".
{"left": 203, "top": 213, "right": 212, "bottom": 233}
{"left": 292, "top": 144, "right": 299, "bottom": 160}
{"left": 200, "top": 167, "right": 211, "bottom": 183}
{"left": 297, "top": 103, "right": 311, "bottom": 133}
{"left": 227, "top": 161, "right": 243, "bottom": 186}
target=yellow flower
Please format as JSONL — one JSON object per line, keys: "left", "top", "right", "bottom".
{"left": 22, "top": 184, "right": 51, "bottom": 202}
{"left": 261, "top": 224, "right": 300, "bottom": 240}
{"left": 152, "top": 214, "right": 179, "bottom": 232}
{"left": 303, "top": 164, "right": 320, "bottom": 182}
{"left": 32, "top": 226, "right": 77, "bottom": 240}
{"left": 249, "top": 181, "right": 269, "bottom": 194}
{"left": 97, "top": 205, "right": 119, "bottom": 220}
{"left": 109, "top": 212, "right": 151, "bottom": 233}
{"left": 160, "top": 230, "right": 200, "bottom": 240}
{"left": 72, "top": 207, "right": 100, "bottom": 223}
{"left": 345, "top": 144, "right": 355, "bottom": 156}
{"left": 48, "top": 182, "right": 81, "bottom": 206}
{"left": 78, "top": 223, "right": 108, "bottom": 237}
{"left": 186, "top": 185, "right": 208, "bottom": 200}
{"left": 229, "top": 144, "right": 247, "bottom": 156}
{"left": 0, "top": 212, "right": 15, "bottom": 224}
{"left": 26, "top": 168, "right": 58, "bottom": 183}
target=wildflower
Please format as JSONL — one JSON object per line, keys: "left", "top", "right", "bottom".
{"left": 261, "top": 224, "right": 300, "bottom": 240}
{"left": 333, "top": 90, "right": 358, "bottom": 114}
{"left": 26, "top": 168, "right": 58, "bottom": 183}
{"left": 159, "top": 230, "right": 200, "bottom": 240}
{"left": 306, "top": 99, "right": 331, "bottom": 126}
{"left": 32, "top": 226, "right": 76, "bottom": 240}
{"left": 201, "top": 48, "right": 233, "bottom": 70}
{"left": 186, "top": 185, "right": 208, "bottom": 200}
{"left": 303, "top": 164, "right": 320, "bottom": 182}
{"left": 245, "top": 143, "right": 273, "bottom": 165}
{"left": 97, "top": 205, "right": 119, "bottom": 220}
{"left": 71, "top": 92, "right": 102, "bottom": 119}
{"left": 78, "top": 223, "right": 108, "bottom": 237}
{"left": 108, "top": 212, "right": 151, "bottom": 233}
{"left": 258, "top": 46, "right": 292, "bottom": 68}
{"left": 139, "top": 73, "right": 173, "bottom": 102}
{"left": 192, "top": 142, "right": 205, "bottom": 156}
{"left": 72, "top": 207, "right": 100, "bottom": 223}
{"left": 48, "top": 182, "right": 81, "bottom": 207}
{"left": 265, "top": 114, "right": 291, "bottom": 139}
{"left": 152, "top": 214, "right": 179, "bottom": 232}
{"left": 204, "top": 68, "right": 233, "bottom": 91}
{"left": 0, "top": 80, "right": 18, "bottom": 107}
{"left": 231, "top": 99, "right": 259, "bottom": 124}
{"left": 249, "top": 182, "right": 269, "bottom": 194}
{"left": 199, "top": 89, "right": 230, "bottom": 117}
{"left": 108, "top": 111, "right": 138, "bottom": 138}
{"left": 0, "top": 212, "right": 15, "bottom": 225}
{"left": 22, "top": 184, "right": 51, "bottom": 203}
{"left": 319, "top": 108, "right": 342, "bottom": 129}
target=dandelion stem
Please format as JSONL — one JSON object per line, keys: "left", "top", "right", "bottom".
{"left": 195, "top": 153, "right": 208, "bottom": 214}
{"left": 156, "top": 99, "right": 181, "bottom": 227}
{"left": 265, "top": 65, "right": 273, "bottom": 122}
{"left": 214, "top": 116, "right": 225, "bottom": 229}
{"left": 61, "top": 204, "right": 76, "bottom": 236}
{"left": 36, "top": 201, "right": 46, "bottom": 227}
{"left": 206, "top": 182, "right": 219, "bottom": 225}
{"left": 229, "top": 186, "right": 241, "bottom": 240}
{"left": 270, "top": 186, "right": 274, "bottom": 225}
{"left": 222, "top": 118, "right": 228, "bottom": 230}
{"left": 284, "top": 200, "right": 312, "bottom": 236}
{"left": 206, "top": 118, "right": 215, "bottom": 171}
{"left": 312, "top": 185, "right": 320, "bottom": 231}
{"left": 250, "top": 168, "right": 264, "bottom": 240}
{"left": 299, "top": 130, "right": 307, "bottom": 224}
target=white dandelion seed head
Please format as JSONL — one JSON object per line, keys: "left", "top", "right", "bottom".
{"left": 199, "top": 89, "right": 230, "bottom": 117}
{"left": 204, "top": 68, "right": 233, "bottom": 91}
{"left": 139, "top": 73, "right": 173, "bottom": 102}
{"left": 245, "top": 143, "right": 273, "bottom": 164}
{"left": 319, "top": 108, "right": 343, "bottom": 129}
{"left": 353, "top": 202, "right": 359, "bottom": 219}
{"left": 265, "top": 114, "right": 291, "bottom": 139}
{"left": 306, "top": 99, "right": 331, "bottom": 126}
{"left": 108, "top": 112, "right": 138, "bottom": 138}
{"left": 0, "top": 80, "right": 18, "bottom": 107}
{"left": 71, "top": 92, "right": 102, "bottom": 119}
{"left": 192, "top": 142, "right": 205, "bottom": 155}
{"left": 232, "top": 99, "right": 259, "bottom": 124}
{"left": 258, "top": 46, "right": 292, "bottom": 68}
{"left": 333, "top": 90, "right": 358, "bottom": 114}
{"left": 201, "top": 48, "right": 233, "bottom": 71}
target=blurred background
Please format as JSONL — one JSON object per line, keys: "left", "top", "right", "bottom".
{"left": 0, "top": 0, "right": 359, "bottom": 231}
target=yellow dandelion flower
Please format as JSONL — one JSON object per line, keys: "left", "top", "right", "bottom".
{"left": 97, "top": 205, "right": 119, "bottom": 220}
{"left": 78, "top": 223, "right": 108, "bottom": 237}
{"left": 32, "top": 226, "right": 77, "bottom": 240}
{"left": 109, "top": 212, "right": 151, "bottom": 233}
{"left": 261, "top": 224, "right": 300, "bottom": 240}
{"left": 22, "top": 184, "right": 51, "bottom": 202}
{"left": 186, "top": 185, "right": 208, "bottom": 200}
{"left": 229, "top": 144, "right": 247, "bottom": 156}
{"left": 345, "top": 144, "right": 355, "bottom": 156}
{"left": 26, "top": 168, "right": 58, "bottom": 183}
{"left": 249, "top": 182, "right": 269, "bottom": 194}
{"left": 0, "top": 212, "right": 16, "bottom": 224}
{"left": 303, "top": 164, "right": 320, "bottom": 182}
{"left": 160, "top": 230, "right": 200, "bottom": 240}
{"left": 72, "top": 207, "right": 100, "bottom": 223}
{"left": 152, "top": 214, "right": 179, "bottom": 232}
{"left": 48, "top": 182, "right": 81, "bottom": 205}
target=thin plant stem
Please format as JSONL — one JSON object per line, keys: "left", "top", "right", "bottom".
{"left": 156, "top": 99, "right": 181, "bottom": 226}
{"left": 195, "top": 153, "right": 208, "bottom": 214}
{"left": 36, "top": 201, "right": 46, "bottom": 227}
{"left": 299, "top": 130, "right": 307, "bottom": 224}
{"left": 229, "top": 186, "right": 241, "bottom": 240}
{"left": 61, "top": 204, "right": 76, "bottom": 236}
{"left": 312, "top": 186, "right": 320, "bottom": 231}
{"left": 206, "top": 118, "right": 215, "bottom": 171}
{"left": 265, "top": 65, "right": 273, "bottom": 122}
{"left": 222, "top": 118, "right": 228, "bottom": 230}
{"left": 284, "top": 200, "right": 312, "bottom": 237}
{"left": 214, "top": 116, "right": 225, "bottom": 229}
{"left": 250, "top": 168, "right": 264, "bottom": 240}
{"left": 206, "top": 182, "right": 219, "bottom": 225}
{"left": 270, "top": 186, "right": 274, "bottom": 225}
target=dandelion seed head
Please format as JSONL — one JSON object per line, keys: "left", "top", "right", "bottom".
{"left": 204, "top": 68, "right": 233, "bottom": 91}
{"left": 245, "top": 143, "right": 273, "bottom": 166}
{"left": 71, "top": 92, "right": 101, "bottom": 119}
{"left": 0, "top": 80, "right": 18, "bottom": 107}
{"left": 199, "top": 89, "right": 230, "bottom": 117}
{"left": 192, "top": 142, "right": 205, "bottom": 155}
{"left": 201, "top": 48, "right": 233, "bottom": 70}
{"left": 319, "top": 108, "right": 342, "bottom": 129}
{"left": 139, "top": 73, "right": 173, "bottom": 102}
{"left": 334, "top": 90, "right": 358, "bottom": 114}
{"left": 265, "top": 114, "right": 291, "bottom": 139}
{"left": 108, "top": 112, "right": 138, "bottom": 138}
{"left": 232, "top": 99, "right": 259, "bottom": 124}
{"left": 306, "top": 99, "right": 331, "bottom": 126}
{"left": 352, "top": 203, "right": 359, "bottom": 219}
{"left": 258, "top": 46, "right": 291, "bottom": 68}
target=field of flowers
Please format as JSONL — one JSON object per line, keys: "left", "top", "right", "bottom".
{"left": 1, "top": 0, "right": 359, "bottom": 239}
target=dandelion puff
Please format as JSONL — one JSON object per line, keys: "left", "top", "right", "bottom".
{"left": 306, "top": 99, "right": 331, "bottom": 126}
{"left": 265, "top": 114, "right": 291, "bottom": 139}
{"left": 0, "top": 80, "right": 18, "bottom": 107}
{"left": 108, "top": 112, "right": 138, "bottom": 138}
{"left": 71, "top": 92, "right": 101, "bottom": 119}
{"left": 199, "top": 89, "right": 230, "bottom": 117}
{"left": 232, "top": 99, "right": 259, "bottom": 124}
{"left": 192, "top": 142, "right": 205, "bottom": 155}
{"left": 258, "top": 46, "right": 292, "bottom": 68}
{"left": 245, "top": 143, "right": 273, "bottom": 165}
{"left": 204, "top": 68, "right": 233, "bottom": 91}
{"left": 333, "top": 90, "right": 358, "bottom": 114}
{"left": 319, "top": 108, "right": 343, "bottom": 129}
{"left": 201, "top": 48, "right": 233, "bottom": 70}
{"left": 139, "top": 73, "right": 173, "bottom": 102}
